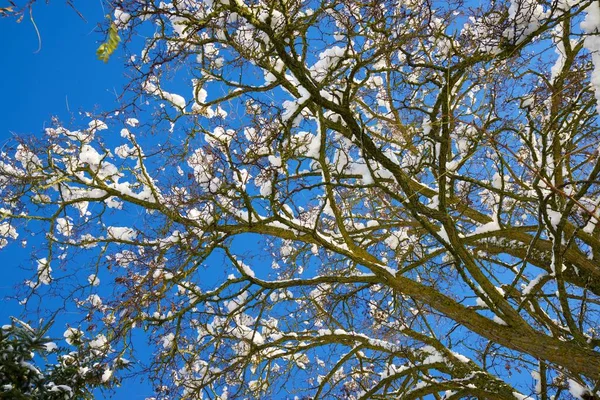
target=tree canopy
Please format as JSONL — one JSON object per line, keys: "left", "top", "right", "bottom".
{"left": 2, "top": 0, "right": 600, "bottom": 398}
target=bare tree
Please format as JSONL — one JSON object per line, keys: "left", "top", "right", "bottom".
{"left": 2, "top": 0, "right": 600, "bottom": 398}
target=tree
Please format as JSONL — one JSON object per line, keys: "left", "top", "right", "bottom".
{"left": 0, "top": 318, "right": 126, "bottom": 399}
{"left": 1, "top": 0, "right": 600, "bottom": 398}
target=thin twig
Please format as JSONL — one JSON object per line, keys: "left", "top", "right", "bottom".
{"left": 29, "top": 6, "right": 41, "bottom": 53}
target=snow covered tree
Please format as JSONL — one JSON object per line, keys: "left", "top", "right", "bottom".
{"left": 0, "top": 318, "right": 126, "bottom": 399}
{"left": 2, "top": 0, "right": 600, "bottom": 398}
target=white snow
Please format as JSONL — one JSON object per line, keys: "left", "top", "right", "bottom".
{"left": 550, "top": 26, "right": 567, "bottom": 84}
{"left": 48, "top": 384, "right": 73, "bottom": 395}
{"left": 546, "top": 208, "right": 562, "bottom": 229}
{"left": 161, "top": 332, "right": 175, "bottom": 349}
{"left": 309, "top": 46, "right": 346, "bottom": 82}
{"left": 63, "top": 327, "right": 83, "bottom": 345}
{"left": 512, "top": 392, "right": 533, "bottom": 400}
{"left": 88, "top": 274, "right": 100, "bottom": 286}
{"left": 101, "top": 368, "right": 113, "bottom": 382}
{"left": 531, "top": 370, "right": 542, "bottom": 395}
{"left": 451, "top": 351, "right": 470, "bottom": 363}
{"left": 210, "top": 126, "right": 235, "bottom": 145}
{"left": 114, "top": 9, "right": 131, "bottom": 27}
{"left": 349, "top": 161, "right": 374, "bottom": 184}
{"left": 582, "top": 2, "right": 600, "bottom": 116}
{"left": 438, "top": 226, "right": 450, "bottom": 243}
{"left": 0, "top": 221, "right": 18, "bottom": 248}
{"left": 115, "top": 144, "right": 136, "bottom": 159}
{"left": 125, "top": 118, "right": 139, "bottom": 127}
{"left": 143, "top": 77, "right": 186, "bottom": 110}
{"left": 105, "top": 196, "right": 123, "bottom": 209}
{"left": 240, "top": 261, "right": 256, "bottom": 278}
{"left": 55, "top": 217, "right": 73, "bottom": 237}
{"left": 79, "top": 144, "right": 102, "bottom": 167}
{"left": 89, "top": 334, "right": 108, "bottom": 349}
{"left": 282, "top": 86, "right": 311, "bottom": 122}
{"left": 88, "top": 119, "right": 108, "bottom": 132}
{"left": 268, "top": 155, "right": 282, "bottom": 168}
{"left": 43, "top": 342, "right": 58, "bottom": 352}
{"left": 107, "top": 226, "right": 137, "bottom": 241}
{"left": 306, "top": 132, "right": 321, "bottom": 159}
{"left": 164, "top": 92, "right": 186, "bottom": 109}
{"left": 36, "top": 258, "right": 52, "bottom": 285}
{"left": 568, "top": 379, "right": 592, "bottom": 400}
{"left": 87, "top": 294, "right": 103, "bottom": 307}
{"left": 522, "top": 273, "right": 547, "bottom": 295}
{"left": 506, "top": 0, "right": 548, "bottom": 43}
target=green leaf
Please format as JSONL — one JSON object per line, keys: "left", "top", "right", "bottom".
{"left": 96, "top": 20, "right": 120, "bottom": 63}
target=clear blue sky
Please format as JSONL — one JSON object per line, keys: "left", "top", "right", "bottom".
{"left": 1, "top": 2, "right": 151, "bottom": 398}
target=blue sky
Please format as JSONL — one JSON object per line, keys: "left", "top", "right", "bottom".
{"left": 1, "top": 2, "right": 125, "bottom": 135}
{"left": 1, "top": 2, "right": 152, "bottom": 398}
